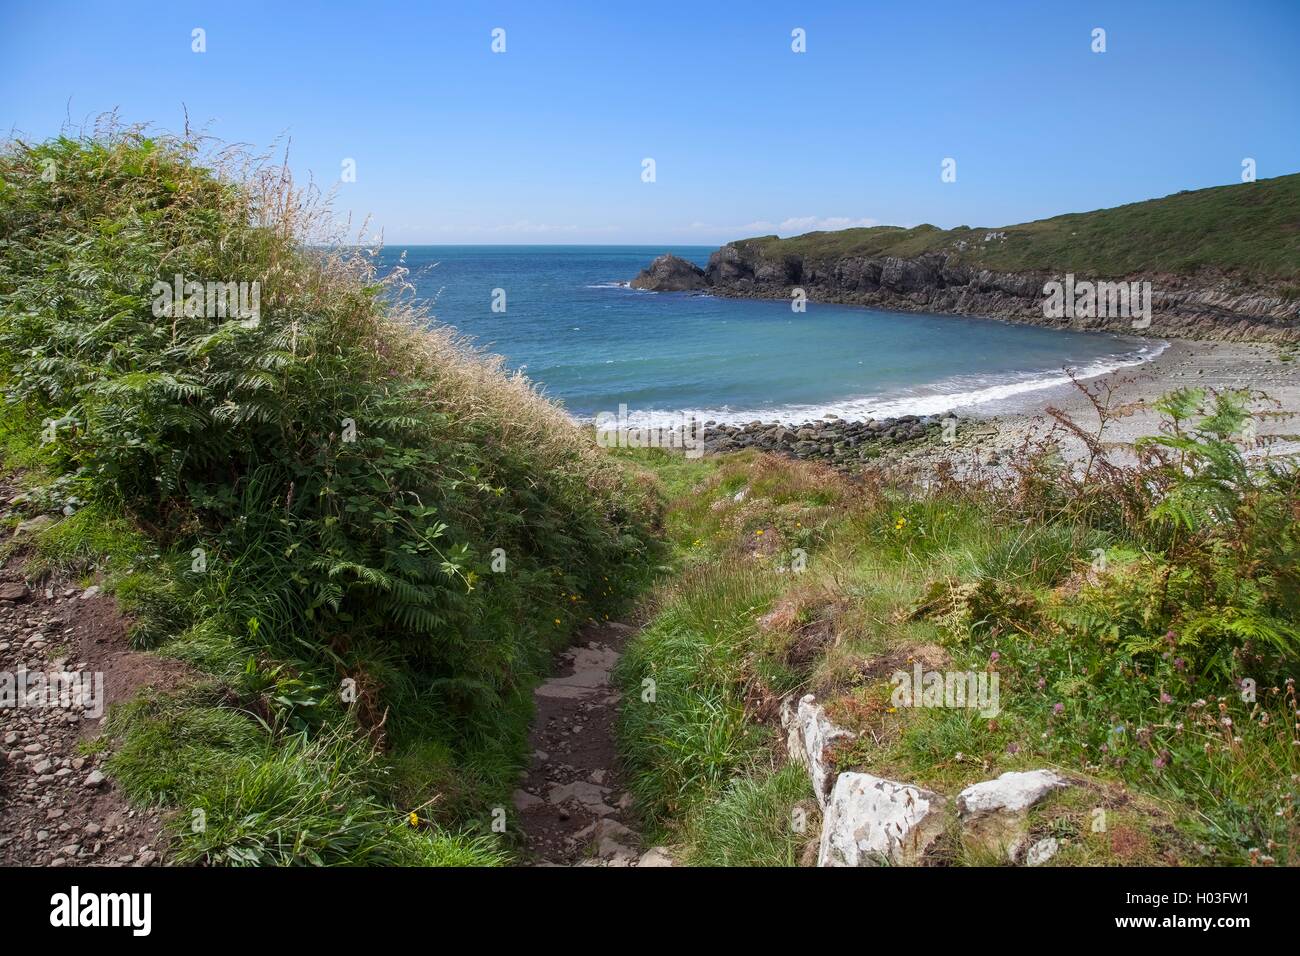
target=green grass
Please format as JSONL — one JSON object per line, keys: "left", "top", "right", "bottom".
{"left": 615, "top": 565, "right": 775, "bottom": 825}
{"left": 733, "top": 172, "right": 1300, "bottom": 282}
{"left": 613, "top": 389, "right": 1300, "bottom": 866}
{"left": 104, "top": 690, "right": 506, "bottom": 866}
{"left": 0, "top": 127, "right": 661, "bottom": 865}
{"left": 681, "top": 763, "right": 816, "bottom": 866}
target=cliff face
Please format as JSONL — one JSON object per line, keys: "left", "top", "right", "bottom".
{"left": 696, "top": 244, "right": 1299, "bottom": 343}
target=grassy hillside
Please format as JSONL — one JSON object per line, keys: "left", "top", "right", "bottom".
{"left": 0, "top": 129, "right": 660, "bottom": 864}
{"left": 736, "top": 172, "right": 1300, "bottom": 283}
{"left": 614, "top": 388, "right": 1300, "bottom": 866}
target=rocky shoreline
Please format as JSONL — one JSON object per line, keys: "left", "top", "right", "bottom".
{"left": 630, "top": 248, "right": 1300, "bottom": 344}
{"left": 701, "top": 413, "right": 945, "bottom": 464}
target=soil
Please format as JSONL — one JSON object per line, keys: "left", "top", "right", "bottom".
{"left": 514, "top": 620, "right": 672, "bottom": 867}
{"left": 0, "top": 492, "right": 192, "bottom": 866}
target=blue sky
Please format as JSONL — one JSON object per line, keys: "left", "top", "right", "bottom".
{"left": 2, "top": 0, "right": 1297, "bottom": 244}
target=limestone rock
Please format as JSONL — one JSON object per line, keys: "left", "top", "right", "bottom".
{"left": 817, "top": 772, "right": 947, "bottom": 867}
{"left": 956, "top": 769, "right": 1069, "bottom": 862}
{"left": 787, "top": 694, "right": 854, "bottom": 808}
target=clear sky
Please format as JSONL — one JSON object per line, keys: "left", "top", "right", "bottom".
{"left": 2, "top": 0, "right": 1297, "bottom": 244}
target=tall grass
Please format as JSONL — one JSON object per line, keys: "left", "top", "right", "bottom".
{"left": 0, "top": 123, "right": 660, "bottom": 863}
{"left": 616, "top": 388, "right": 1299, "bottom": 865}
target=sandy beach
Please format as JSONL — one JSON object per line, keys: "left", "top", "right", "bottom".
{"left": 896, "top": 338, "right": 1300, "bottom": 477}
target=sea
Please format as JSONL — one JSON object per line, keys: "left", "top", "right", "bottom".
{"left": 375, "top": 245, "right": 1165, "bottom": 426}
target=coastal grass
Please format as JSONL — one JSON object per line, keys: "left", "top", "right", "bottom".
{"left": 0, "top": 126, "right": 660, "bottom": 864}
{"left": 615, "top": 389, "right": 1300, "bottom": 866}
{"left": 737, "top": 171, "right": 1300, "bottom": 283}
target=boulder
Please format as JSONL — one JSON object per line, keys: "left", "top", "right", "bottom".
{"left": 784, "top": 694, "right": 854, "bottom": 808}
{"left": 817, "top": 772, "right": 947, "bottom": 867}
{"left": 956, "top": 769, "right": 1069, "bottom": 862}
{"left": 629, "top": 254, "right": 708, "bottom": 291}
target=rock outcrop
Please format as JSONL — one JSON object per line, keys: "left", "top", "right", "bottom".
{"left": 956, "top": 769, "right": 1070, "bottom": 862}
{"left": 782, "top": 694, "right": 854, "bottom": 808}
{"left": 629, "top": 253, "right": 708, "bottom": 292}
{"left": 778, "top": 694, "right": 1075, "bottom": 868}
{"left": 632, "top": 244, "right": 1300, "bottom": 343}
{"left": 817, "top": 772, "right": 948, "bottom": 867}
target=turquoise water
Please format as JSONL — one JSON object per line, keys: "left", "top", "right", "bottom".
{"left": 379, "top": 245, "right": 1161, "bottom": 425}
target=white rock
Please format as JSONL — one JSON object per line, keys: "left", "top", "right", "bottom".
{"left": 817, "top": 772, "right": 947, "bottom": 867}
{"left": 956, "top": 770, "right": 1069, "bottom": 861}
{"left": 957, "top": 770, "right": 1068, "bottom": 815}
{"left": 792, "top": 695, "right": 854, "bottom": 808}
{"left": 636, "top": 846, "right": 674, "bottom": 867}
{"left": 1025, "top": 837, "right": 1059, "bottom": 867}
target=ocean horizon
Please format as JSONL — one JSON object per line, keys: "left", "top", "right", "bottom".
{"left": 379, "top": 244, "right": 1164, "bottom": 425}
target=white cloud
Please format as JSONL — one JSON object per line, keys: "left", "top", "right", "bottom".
{"left": 777, "top": 216, "right": 877, "bottom": 233}
{"left": 434, "top": 220, "right": 621, "bottom": 235}
{"left": 686, "top": 215, "right": 878, "bottom": 237}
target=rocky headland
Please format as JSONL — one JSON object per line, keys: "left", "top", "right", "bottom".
{"left": 630, "top": 174, "right": 1300, "bottom": 343}
{"left": 630, "top": 242, "right": 1299, "bottom": 343}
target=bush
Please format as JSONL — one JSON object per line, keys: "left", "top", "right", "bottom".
{"left": 0, "top": 126, "right": 661, "bottom": 861}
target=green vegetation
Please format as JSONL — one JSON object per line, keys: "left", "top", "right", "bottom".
{"left": 0, "top": 129, "right": 659, "bottom": 864}
{"left": 616, "top": 387, "right": 1300, "bottom": 866}
{"left": 735, "top": 172, "right": 1300, "bottom": 282}
{"left": 3, "top": 126, "right": 1296, "bottom": 869}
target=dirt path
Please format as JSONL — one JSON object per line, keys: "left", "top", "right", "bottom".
{"left": 0, "top": 486, "right": 190, "bottom": 866}
{"left": 514, "top": 620, "right": 671, "bottom": 867}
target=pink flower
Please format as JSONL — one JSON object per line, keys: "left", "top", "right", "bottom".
{"left": 990, "top": 651, "right": 1000, "bottom": 663}
{"left": 1052, "top": 702, "right": 1064, "bottom": 715}
{"left": 1160, "top": 691, "right": 1173, "bottom": 704}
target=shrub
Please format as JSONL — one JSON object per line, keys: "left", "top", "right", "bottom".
{"left": 0, "top": 125, "right": 661, "bottom": 859}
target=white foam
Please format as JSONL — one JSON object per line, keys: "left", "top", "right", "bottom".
{"left": 573, "top": 341, "right": 1168, "bottom": 427}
